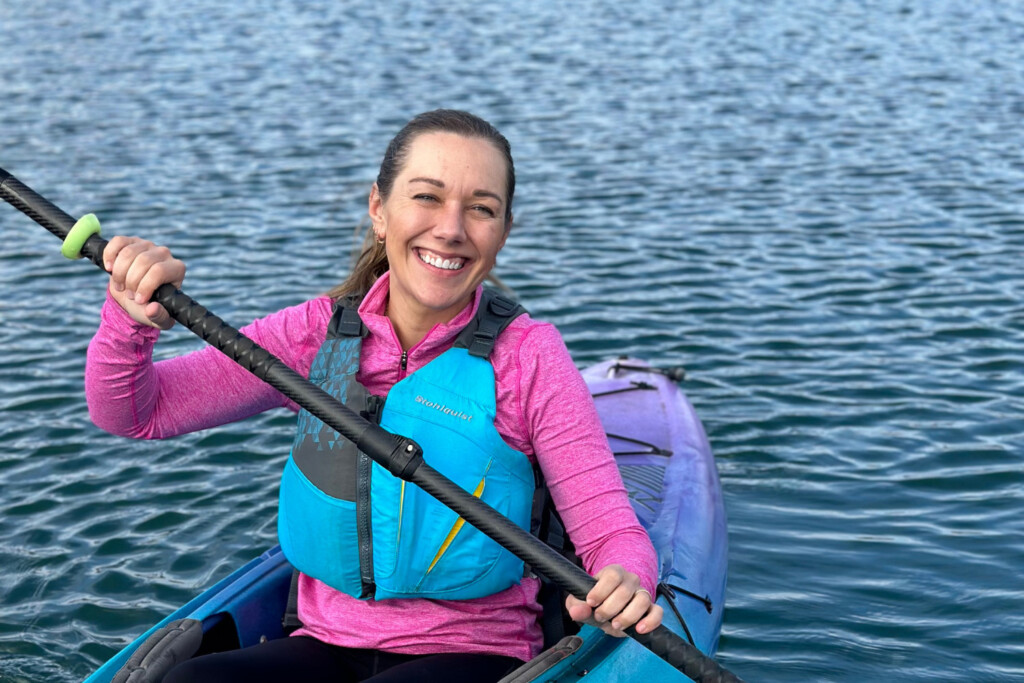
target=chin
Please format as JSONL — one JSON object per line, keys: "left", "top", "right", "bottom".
{"left": 422, "top": 295, "right": 471, "bottom": 314}
{"left": 415, "top": 286, "right": 476, "bottom": 314}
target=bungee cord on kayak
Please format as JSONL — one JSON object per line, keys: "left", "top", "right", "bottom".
{"left": 605, "top": 431, "right": 674, "bottom": 458}
{"left": 590, "top": 380, "right": 658, "bottom": 398}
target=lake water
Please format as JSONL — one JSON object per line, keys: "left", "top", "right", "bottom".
{"left": 1, "top": 1, "right": 1022, "bottom": 680}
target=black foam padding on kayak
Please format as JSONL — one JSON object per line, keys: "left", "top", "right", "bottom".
{"left": 497, "top": 636, "right": 583, "bottom": 682}
{"left": 111, "top": 618, "right": 203, "bottom": 683}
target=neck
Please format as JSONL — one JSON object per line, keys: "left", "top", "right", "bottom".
{"left": 389, "top": 308, "right": 433, "bottom": 351}
{"left": 385, "top": 295, "right": 471, "bottom": 351}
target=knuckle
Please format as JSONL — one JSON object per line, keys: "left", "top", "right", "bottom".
{"left": 122, "top": 243, "right": 146, "bottom": 261}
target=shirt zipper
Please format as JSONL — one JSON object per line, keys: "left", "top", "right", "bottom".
{"left": 399, "top": 350, "right": 408, "bottom": 376}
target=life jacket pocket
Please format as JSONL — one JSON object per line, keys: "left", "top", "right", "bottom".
{"left": 278, "top": 454, "right": 364, "bottom": 595}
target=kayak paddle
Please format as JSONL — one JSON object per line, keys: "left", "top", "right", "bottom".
{"left": 0, "top": 166, "right": 745, "bottom": 683}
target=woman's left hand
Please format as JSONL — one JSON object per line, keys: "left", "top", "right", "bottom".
{"left": 565, "top": 564, "right": 663, "bottom": 637}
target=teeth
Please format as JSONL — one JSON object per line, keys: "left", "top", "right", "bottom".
{"left": 418, "top": 251, "right": 465, "bottom": 270}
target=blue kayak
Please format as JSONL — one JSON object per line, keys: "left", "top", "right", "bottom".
{"left": 85, "top": 358, "right": 727, "bottom": 683}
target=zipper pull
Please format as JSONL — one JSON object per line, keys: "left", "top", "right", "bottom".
{"left": 400, "top": 350, "right": 408, "bottom": 373}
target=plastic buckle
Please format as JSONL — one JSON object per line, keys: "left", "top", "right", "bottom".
{"left": 488, "top": 294, "right": 517, "bottom": 317}
{"left": 468, "top": 330, "right": 495, "bottom": 357}
{"left": 338, "top": 307, "right": 365, "bottom": 337}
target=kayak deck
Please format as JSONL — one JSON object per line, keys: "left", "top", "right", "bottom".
{"left": 85, "top": 358, "right": 726, "bottom": 683}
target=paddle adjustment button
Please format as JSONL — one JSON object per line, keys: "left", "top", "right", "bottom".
{"left": 356, "top": 425, "right": 424, "bottom": 480}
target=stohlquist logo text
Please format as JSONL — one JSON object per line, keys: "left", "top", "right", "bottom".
{"left": 415, "top": 395, "right": 474, "bottom": 421}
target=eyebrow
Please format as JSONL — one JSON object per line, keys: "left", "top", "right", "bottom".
{"left": 407, "top": 177, "right": 503, "bottom": 205}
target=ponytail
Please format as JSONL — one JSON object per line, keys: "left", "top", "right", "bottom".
{"left": 326, "top": 227, "right": 388, "bottom": 302}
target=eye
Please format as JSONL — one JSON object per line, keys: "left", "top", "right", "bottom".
{"left": 471, "top": 204, "right": 497, "bottom": 218}
{"left": 414, "top": 193, "right": 439, "bottom": 203}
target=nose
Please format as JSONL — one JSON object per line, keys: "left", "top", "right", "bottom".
{"left": 432, "top": 202, "right": 466, "bottom": 243}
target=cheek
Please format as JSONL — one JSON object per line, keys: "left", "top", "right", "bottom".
{"left": 384, "top": 238, "right": 403, "bottom": 269}
{"left": 488, "top": 236, "right": 508, "bottom": 262}
{"left": 475, "top": 226, "right": 508, "bottom": 259}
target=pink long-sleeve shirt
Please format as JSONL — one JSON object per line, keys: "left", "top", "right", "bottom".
{"left": 85, "top": 273, "right": 657, "bottom": 661}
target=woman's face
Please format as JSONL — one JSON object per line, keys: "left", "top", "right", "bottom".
{"left": 370, "top": 131, "right": 511, "bottom": 330}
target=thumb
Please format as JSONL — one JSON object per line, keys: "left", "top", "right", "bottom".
{"left": 144, "top": 301, "right": 175, "bottom": 330}
{"left": 565, "top": 594, "right": 593, "bottom": 623}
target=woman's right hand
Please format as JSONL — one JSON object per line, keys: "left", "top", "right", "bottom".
{"left": 103, "top": 236, "right": 186, "bottom": 330}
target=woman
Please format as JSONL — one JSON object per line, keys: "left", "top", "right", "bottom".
{"left": 87, "top": 110, "right": 662, "bottom": 682}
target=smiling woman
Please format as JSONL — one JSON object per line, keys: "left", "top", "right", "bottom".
{"left": 82, "top": 110, "right": 663, "bottom": 683}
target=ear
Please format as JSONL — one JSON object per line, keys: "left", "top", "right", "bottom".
{"left": 368, "top": 183, "right": 386, "bottom": 238}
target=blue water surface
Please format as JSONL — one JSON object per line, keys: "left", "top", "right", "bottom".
{"left": 1, "top": 1, "right": 1023, "bottom": 680}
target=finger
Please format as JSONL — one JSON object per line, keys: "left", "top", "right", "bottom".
{"left": 610, "top": 589, "right": 654, "bottom": 632}
{"left": 593, "top": 582, "right": 637, "bottom": 625}
{"left": 586, "top": 565, "right": 626, "bottom": 609}
{"left": 134, "top": 256, "right": 184, "bottom": 305}
{"left": 635, "top": 604, "right": 664, "bottom": 635}
{"left": 127, "top": 245, "right": 184, "bottom": 305}
{"left": 102, "top": 235, "right": 136, "bottom": 273}
{"left": 110, "top": 239, "right": 153, "bottom": 293}
{"left": 122, "top": 245, "right": 173, "bottom": 300}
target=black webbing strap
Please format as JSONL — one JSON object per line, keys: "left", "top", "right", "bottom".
{"left": 530, "top": 464, "right": 583, "bottom": 648}
{"left": 282, "top": 569, "right": 302, "bottom": 634}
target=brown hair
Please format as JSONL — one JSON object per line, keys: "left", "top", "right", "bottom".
{"left": 327, "top": 110, "right": 515, "bottom": 301}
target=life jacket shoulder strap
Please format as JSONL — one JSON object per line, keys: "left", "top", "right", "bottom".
{"left": 328, "top": 289, "right": 526, "bottom": 355}
{"left": 454, "top": 289, "right": 527, "bottom": 359}
{"left": 327, "top": 294, "right": 368, "bottom": 339}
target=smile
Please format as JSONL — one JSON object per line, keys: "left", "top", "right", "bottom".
{"left": 417, "top": 249, "right": 466, "bottom": 271}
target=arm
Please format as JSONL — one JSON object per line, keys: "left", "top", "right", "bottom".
{"left": 85, "top": 292, "right": 329, "bottom": 438}
{"left": 85, "top": 236, "right": 330, "bottom": 438}
{"left": 515, "top": 325, "right": 662, "bottom": 635}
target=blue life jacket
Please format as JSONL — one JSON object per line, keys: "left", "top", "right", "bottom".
{"left": 278, "top": 290, "right": 536, "bottom": 601}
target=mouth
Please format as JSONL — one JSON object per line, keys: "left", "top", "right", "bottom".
{"left": 416, "top": 248, "right": 467, "bottom": 271}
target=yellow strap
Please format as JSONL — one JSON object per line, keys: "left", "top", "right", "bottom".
{"left": 425, "top": 477, "right": 486, "bottom": 575}
{"left": 396, "top": 481, "right": 405, "bottom": 548}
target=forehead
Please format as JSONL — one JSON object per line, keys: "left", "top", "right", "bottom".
{"left": 399, "top": 132, "right": 507, "bottom": 191}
